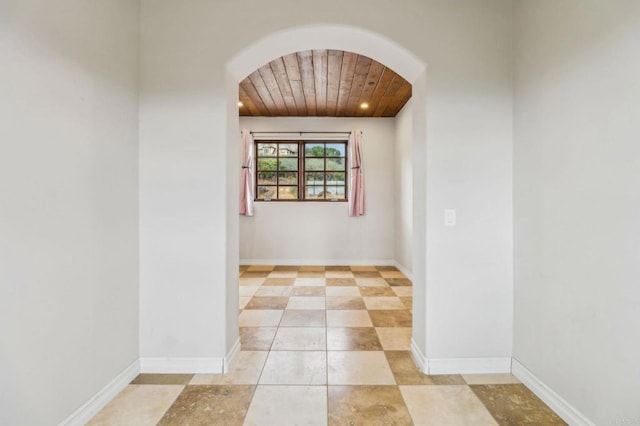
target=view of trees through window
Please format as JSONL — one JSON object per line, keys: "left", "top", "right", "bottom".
{"left": 255, "top": 141, "right": 347, "bottom": 201}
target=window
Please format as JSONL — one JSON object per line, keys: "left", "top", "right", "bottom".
{"left": 255, "top": 140, "right": 348, "bottom": 201}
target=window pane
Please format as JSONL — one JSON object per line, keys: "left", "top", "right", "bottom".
{"left": 257, "top": 144, "right": 277, "bottom": 157}
{"left": 305, "top": 186, "right": 325, "bottom": 199}
{"left": 326, "top": 172, "right": 345, "bottom": 185}
{"left": 258, "top": 172, "right": 276, "bottom": 185}
{"left": 278, "top": 143, "right": 298, "bottom": 157}
{"left": 257, "top": 186, "right": 276, "bottom": 200}
{"left": 305, "top": 158, "right": 324, "bottom": 171}
{"left": 326, "top": 158, "right": 345, "bottom": 171}
{"left": 305, "top": 172, "right": 324, "bottom": 185}
{"left": 258, "top": 158, "right": 277, "bottom": 171}
{"left": 326, "top": 186, "right": 346, "bottom": 200}
{"left": 326, "top": 144, "right": 345, "bottom": 157}
{"left": 278, "top": 172, "right": 297, "bottom": 185}
{"left": 305, "top": 143, "right": 325, "bottom": 157}
{"left": 278, "top": 158, "right": 298, "bottom": 171}
{"left": 278, "top": 186, "right": 298, "bottom": 199}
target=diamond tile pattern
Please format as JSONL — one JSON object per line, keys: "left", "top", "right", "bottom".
{"left": 90, "top": 265, "right": 566, "bottom": 425}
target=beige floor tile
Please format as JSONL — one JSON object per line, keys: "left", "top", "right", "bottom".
{"left": 327, "top": 310, "right": 373, "bottom": 327}
{"left": 244, "top": 385, "right": 327, "bottom": 426}
{"left": 470, "top": 384, "right": 566, "bottom": 425}
{"left": 369, "top": 310, "right": 412, "bottom": 327}
{"left": 239, "top": 277, "right": 267, "bottom": 286}
{"left": 327, "top": 327, "right": 382, "bottom": 350}
{"left": 376, "top": 327, "right": 412, "bottom": 350}
{"left": 294, "top": 277, "right": 326, "bottom": 286}
{"left": 280, "top": 309, "right": 326, "bottom": 327}
{"left": 355, "top": 278, "right": 389, "bottom": 287}
{"left": 328, "top": 385, "right": 413, "bottom": 426}
{"left": 326, "top": 286, "right": 361, "bottom": 297}
{"left": 363, "top": 296, "right": 406, "bottom": 310}
{"left": 391, "top": 286, "right": 413, "bottom": 297}
{"left": 272, "top": 327, "right": 326, "bottom": 350}
{"left": 268, "top": 271, "right": 298, "bottom": 278}
{"left": 259, "top": 351, "right": 327, "bottom": 385}
{"left": 297, "top": 271, "right": 326, "bottom": 278}
{"left": 131, "top": 374, "right": 193, "bottom": 385}
{"left": 254, "top": 286, "right": 292, "bottom": 297}
{"left": 241, "top": 271, "right": 271, "bottom": 278}
{"left": 350, "top": 265, "right": 378, "bottom": 271}
{"left": 240, "top": 327, "right": 277, "bottom": 350}
{"left": 327, "top": 351, "right": 395, "bottom": 385}
{"left": 247, "top": 265, "right": 275, "bottom": 271}
{"left": 239, "top": 297, "right": 249, "bottom": 309}
{"left": 286, "top": 296, "right": 326, "bottom": 310}
{"left": 299, "top": 265, "right": 326, "bottom": 271}
{"left": 239, "top": 286, "right": 260, "bottom": 297}
{"left": 400, "top": 385, "right": 498, "bottom": 426}
{"left": 462, "top": 373, "right": 521, "bottom": 385}
{"left": 263, "top": 278, "right": 295, "bottom": 286}
{"left": 158, "top": 385, "right": 254, "bottom": 425}
{"left": 239, "top": 310, "right": 283, "bottom": 327}
{"left": 190, "top": 351, "right": 268, "bottom": 385}
{"left": 245, "top": 296, "right": 289, "bottom": 310}
{"left": 326, "top": 296, "right": 366, "bottom": 310}
{"left": 359, "top": 286, "right": 396, "bottom": 297}
{"left": 380, "top": 270, "right": 407, "bottom": 278}
{"left": 352, "top": 271, "right": 382, "bottom": 278}
{"left": 88, "top": 385, "right": 183, "bottom": 426}
{"left": 325, "top": 271, "right": 354, "bottom": 278}
{"left": 291, "top": 286, "right": 325, "bottom": 296}
{"left": 326, "top": 278, "right": 357, "bottom": 286}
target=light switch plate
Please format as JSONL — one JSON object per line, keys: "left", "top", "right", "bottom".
{"left": 445, "top": 209, "right": 456, "bottom": 226}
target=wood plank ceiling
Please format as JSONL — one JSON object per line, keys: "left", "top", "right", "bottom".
{"left": 239, "top": 50, "right": 412, "bottom": 117}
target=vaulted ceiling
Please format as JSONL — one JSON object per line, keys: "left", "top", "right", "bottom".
{"left": 238, "top": 50, "right": 412, "bottom": 118}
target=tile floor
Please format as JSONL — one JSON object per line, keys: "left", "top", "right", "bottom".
{"left": 89, "top": 265, "right": 566, "bottom": 425}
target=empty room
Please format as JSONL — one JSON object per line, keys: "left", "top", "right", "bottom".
{"left": 1, "top": 0, "right": 638, "bottom": 425}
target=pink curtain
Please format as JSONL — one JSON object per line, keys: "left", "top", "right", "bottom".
{"left": 239, "top": 129, "right": 255, "bottom": 216}
{"left": 348, "top": 130, "right": 365, "bottom": 217}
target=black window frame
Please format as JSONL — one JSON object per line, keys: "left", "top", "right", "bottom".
{"left": 254, "top": 140, "right": 348, "bottom": 202}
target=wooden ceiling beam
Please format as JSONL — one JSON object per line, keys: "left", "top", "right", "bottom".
{"left": 258, "top": 64, "right": 289, "bottom": 116}
{"left": 326, "top": 50, "right": 343, "bottom": 116}
{"left": 297, "top": 50, "right": 317, "bottom": 116}
{"left": 345, "top": 55, "right": 372, "bottom": 116}
{"left": 336, "top": 52, "right": 357, "bottom": 117}
{"left": 270, "top": 57, "right": 298, "bottom": 115}
{"left": 283, "top": 53, "right": 307, "bottom": 115}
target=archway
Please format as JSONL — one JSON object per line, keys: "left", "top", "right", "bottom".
{"left": 223, "top": 24, "right": 428, "bottom": 371}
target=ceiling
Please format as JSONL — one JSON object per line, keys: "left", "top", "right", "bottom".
{"left": 238, "top": 50, "right": 412, "bottom": 118}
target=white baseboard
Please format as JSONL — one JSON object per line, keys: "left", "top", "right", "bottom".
{"left": 410, "top": 338, "right": 427, "bottom": 373}
{"left": 512, "top": 359, "right": 594, "bottom": 426}
{"left": 427, "top": 357, "right": 512, "bottom": 375}
{"left": 224, "top": 338, "right": 241, "bottom": 373}
{"left": 240, "top": 258, "right": 396, "bottom": 266}
{"left": 139, "top": 357, "right": 223, "bottom": 374}
{"left": 59, "top": 359, "right": 140, "bottom": 426}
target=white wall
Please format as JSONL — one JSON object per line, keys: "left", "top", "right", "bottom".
{"left": 394, "top": 100, "right": 413, "bottom": 273}
{"left": 514, "top": 1, "right": 640, "bottom": 424}
{"left": 239, "top": 117, "right": 395, "bottom": 264}
{"left": 0, "top": 1, "right": 139, "bottom": 424}
{"left": 139, "top": 0, "right": 513, "bottom": 367}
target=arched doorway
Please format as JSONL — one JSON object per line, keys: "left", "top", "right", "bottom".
{"left": 223, "top": 24, "right": 428, "bottom": 371}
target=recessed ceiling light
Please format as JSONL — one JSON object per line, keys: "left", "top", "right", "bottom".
{"left": 360, "top": 102, "right": 369, "bottom": 109}
{"left": 238, "top": 101, "right": 244, "bottom": 107}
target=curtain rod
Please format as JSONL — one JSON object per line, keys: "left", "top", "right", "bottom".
{"left": 248, "top": 131, "right": 359, "bottom": 135}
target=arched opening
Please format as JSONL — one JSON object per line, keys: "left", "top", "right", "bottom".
{"left": 223, "top": 25, "right": 428, "bottom": 371}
